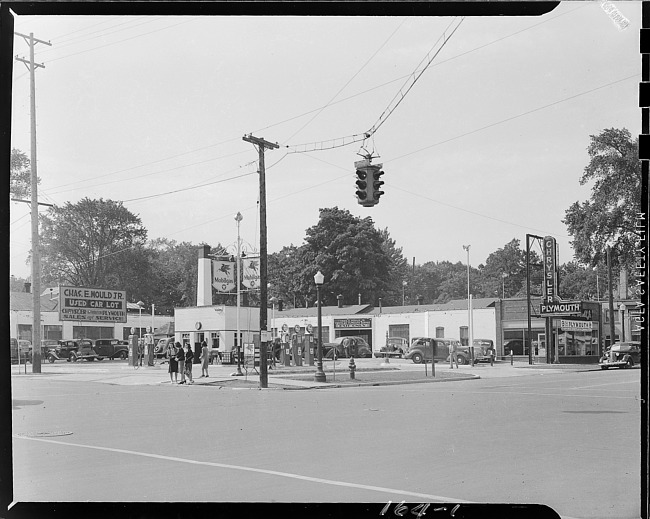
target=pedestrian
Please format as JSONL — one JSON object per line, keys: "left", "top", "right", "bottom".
{"left": 176, "top": 341, "right": 186, "bottom": 384}
{"left": 167, "top": 340, "right": 179, "bottom": 384}
{"left": 199, "top": 340, "right": 209, "bottom": 377}
{"left": 184, "top": 343, "right": 194, "bottom": 384}
{"left": 449, "top": 342, "right": 459, "bottom": 369}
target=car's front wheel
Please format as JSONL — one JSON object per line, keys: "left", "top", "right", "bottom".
{"left": 69, "top": 352, "right": 77, "bottom": 362}
{"left": 48, "top": 354, "right": 56, "bottom": 363}
{"left": 119, "top": 351, "right": 128, "bottom": 360}
{"left": 456, "top": 355, "right": 467, "bottom": 365}
{"left": 412, "top": 353, "right": 423, "bottom": 364}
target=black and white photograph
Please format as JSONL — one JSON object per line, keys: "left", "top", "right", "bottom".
{"left": 5, "top": 3, "right": 647, "bottom": 519}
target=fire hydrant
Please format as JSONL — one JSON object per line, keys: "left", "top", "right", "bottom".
{"left": 349, "top": 357, "right": 356, "bottom": 380}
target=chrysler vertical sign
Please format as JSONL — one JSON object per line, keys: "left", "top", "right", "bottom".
{"left": 59, "top": 286, "right": 127, "bottom": 323}
{"left": 543, "top": 236, "right": 559, "bottom": 303}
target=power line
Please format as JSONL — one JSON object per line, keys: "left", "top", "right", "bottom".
{"left": 285, "top": 17, "right": 464, "bottom": 154}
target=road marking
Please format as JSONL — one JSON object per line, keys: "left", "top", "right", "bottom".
{"left": 13, "top": 435, "right": 473, "bottom": 503}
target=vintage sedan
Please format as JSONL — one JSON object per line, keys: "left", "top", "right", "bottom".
{"left": 599, "top": 341, "right": 642, "bottom": 369}
{"left": 323, "top": 336, "right": 372, "bottom": 359}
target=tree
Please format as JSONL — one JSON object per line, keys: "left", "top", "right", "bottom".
{"left": 10, "top": 148, "right": 36, "bottom": 199}
{"left": 558, "top": 262, "right": 599, "bottom": 301}
{"left": 301, "top": 207, "right": 392, "bottom": 306}
{"left": 477, "top": 239, "right": 532, "bottom": 298}
{"left": 39, "top": 198, "right": 148, "bottom": 291}
{"left": 563, "top": 128, "right": 641, "bottom": 271}
{"left": 378, "top": 228, "right": 409, "bottom": 306}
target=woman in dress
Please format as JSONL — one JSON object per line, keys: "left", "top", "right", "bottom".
{"left": 184, "top": 343, "right": 194, "bottom": 384}
{"left": 167, "top": 341, "right": 178, "bottom": 384}
{"left": 199, "top": 340, "right": 209, "bottom": 377}
{"left": 175, "top": 342, "right": 186, "bottom": 384}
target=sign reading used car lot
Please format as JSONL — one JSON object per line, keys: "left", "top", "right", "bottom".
{"left": 59, "top": 286, "right": 127, "bottom": 323}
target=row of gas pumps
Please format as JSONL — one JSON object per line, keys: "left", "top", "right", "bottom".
{"left": 127, "top": 330, "right": 155, "bottom": 367}
{"left": 276, "top": 333, "right": 317, "bottom": 367}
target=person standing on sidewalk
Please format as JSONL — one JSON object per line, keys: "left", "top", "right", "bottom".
{"left": 184, "top": 343, "right": 194, "bottom": 384}
{"left": 449, "top": 342, "right": 459, "bottom": 369}
{"left": 167, "top": 341, "right": 179, "bottom": 384}
{"left": 199, "top": 340, "right": 209, "bottom": 377}
{"left": 176, "top": 342, "right": 186, "bottom": 384}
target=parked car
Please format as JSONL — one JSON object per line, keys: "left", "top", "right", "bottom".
{"left": 373, "top": 337, "right": 408, "bottom": 358}
{"left": 503, "top": 339, "right": 525, "bottom": 356}
{"left": 323, "top": 336, "right": 372, "bottom": 359}
{"left": 405, "top": 338, "right": 482, "bottom": 365}
{"left": 26, "top": 340, "right": 59, "bottom": 362}
{"left": 473, "top": 339, "right": 495, "bottom": 362}
{"left": 599, "top": 341, "right": 642, "bottom": 369}
{"left": 92, "top": 338, "right": 129, "bottom": 360}
{"left": 50, "top": 339, "right": 102, "bottom": 362}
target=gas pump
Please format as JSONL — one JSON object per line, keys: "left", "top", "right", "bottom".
{"left": 293, "top": 334, "right": 303, "bottom": 366}
{"left": 281, "top": 332, "right": 291, "bottom": 367}
{"left": 304, "top": 333, "right": 314, "bottom": 366}
{"left": 128, "top": 330, "right": 138, "bottom": 367}
{"left": 145, "top": 333, "right": 155, "bottom": 366}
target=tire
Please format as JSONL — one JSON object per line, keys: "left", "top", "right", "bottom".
{"left": 626, "top": 358, "right": 634, "bottom": 368}
{"left": 119, "top": 351, "right": 128, "bottom": 360}
{"left": 88, "top": 357, "right": 95, "bottom": 362}
{"left": 457, "top": 355, "right": 467, "bottom": 365}
{"left": 70, "top": 352, "right": 77, "bottom": 362}
{"left": 412, "top": 353, "right": 423, "bottom": 364}
{"left": 48, "top": 355, "right": 56, "bottom": 363}
{"left": 601, "top": 365, "right": 609, "bottom": 370}
{"left": 96, "top": 357, "right": 103, "bottom": 361}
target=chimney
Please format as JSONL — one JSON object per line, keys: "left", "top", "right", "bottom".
{"left": 337, "top": 294, "right": 343, "bottom": 308}
{"left": 378, "top": 297, "right": 382, "bottom": 314}
{"left": 278, "top": 299, "right": 283, "bottom": 312}
{"left": 197, "top": 245, "right": 212, "bottom": 306}
{"left": 24, "top": 282, "right": 31, "bottom": 293}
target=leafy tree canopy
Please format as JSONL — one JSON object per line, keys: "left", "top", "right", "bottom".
{"left": 39, "top": 198, "right": 148, "bottom": 290}
{"left": 563, "top": 128, "right": 641, "bottom": 270}
{"left": 10, "top": 148, "right": 37, "bottom": 199}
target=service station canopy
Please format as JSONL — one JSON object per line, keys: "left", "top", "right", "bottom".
{"left": 59, "top": 286, "right": 128, "bottom": 323}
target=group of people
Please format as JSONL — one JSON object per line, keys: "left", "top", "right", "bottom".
{"left": 166, "top": 340, "right": 210, "bottom": 384}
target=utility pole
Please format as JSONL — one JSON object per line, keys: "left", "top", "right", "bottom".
{"left": 242, "top": 134, "right": 278, "bottom": 389}
{"left": 15, "top": 32, "right": 51, "bottom": 374}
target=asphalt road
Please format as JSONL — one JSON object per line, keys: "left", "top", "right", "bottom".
{"left": 10, "top": 364, "right": 641, "bottom": 519}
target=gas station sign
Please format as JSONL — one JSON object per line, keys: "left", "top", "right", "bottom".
{"left": 59, "top": 286, "right": 127, "bottom": 323}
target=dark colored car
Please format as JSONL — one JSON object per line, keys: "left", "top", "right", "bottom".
{"left": 503, "top": 339, "right": 524, "bottom": 356}
{"left": 405, "top": 337, "right": 483, "bottom": 365}
{"left": 26, "top": 340, "right": 59, "bottom": 363}
{"left": 323, "top": 336, "right": 372, "bottom": 359}
{"left": 599, "top": 341, "right": 642, "bottom": 369}
{"left": 92, "top": 338, "right": 129, "bottom": 360}
{"left": 51, "top": 339, "right": 103, "bottom": 362}
{"left": 155, "top": 337, "right": 175, "bottom": 359}
{"left": 373, "top": 337, "right": 408, "bottom": 358}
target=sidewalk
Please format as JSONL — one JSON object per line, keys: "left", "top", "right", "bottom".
{"left": 11, "top": 357, "right": 602, "bottom": 389}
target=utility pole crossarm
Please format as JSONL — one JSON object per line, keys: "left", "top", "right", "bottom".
{"left": 14, "top": 32, "right": 52, "bottom": 47}
{"left": 15, "top": 56, "right": 45, "bottom": 70}
{"left": 242, "top": 134, "right": 279, "bottom": 150}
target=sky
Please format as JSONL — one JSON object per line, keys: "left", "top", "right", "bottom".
{"left": 8, "top": 3, "right": 642, "bottom": 282}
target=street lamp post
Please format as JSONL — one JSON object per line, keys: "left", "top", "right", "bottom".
{"left": 137, "top": 301, "right": 144, "bottom": 366}
{"left": 233, "top": 212, "right": 244, "bottom": 376}
{"left": 462, "top": 245, "right": 474, "bottom": 366}
{"left": 593, "top": 265, "right": 600, "bottom": 301}
{"left": 314, "top": 271, "right": 326, "bottom": 382}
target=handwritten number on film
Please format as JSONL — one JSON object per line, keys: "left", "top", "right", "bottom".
{"left": 380, "top": 502, "right": 461, "bottom": 518}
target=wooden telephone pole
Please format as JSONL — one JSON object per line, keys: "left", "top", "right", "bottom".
{"left": 15, "top": 32, "right": 51, "bottom": 374}
{"left": 242, "top": 134, "right": 278, "bottom": 389}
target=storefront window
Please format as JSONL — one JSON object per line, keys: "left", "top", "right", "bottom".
{"left": 73, "top": 326, "right": 114, "bottom": 340}
{"left": 459, "top": 326, "right": 468, "bottom": 346}
{"left": 43, "top": 325, "right": 62, "bottom": 341}
{"left": 389, "top": 324, "right": 409, "bottom": 342}
{"left": 435, "top": 327, "right": 444, "bottom": 338}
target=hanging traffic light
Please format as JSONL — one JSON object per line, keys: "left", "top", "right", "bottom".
{"left": 355, "top": 168, "right": 369, "bottom": 205}
{"left": 371, "top": 165, "right": 384, "bottom": 204}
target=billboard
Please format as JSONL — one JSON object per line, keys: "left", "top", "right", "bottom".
{"left": 59, "top": 286, "right": 127, "bottom": 323}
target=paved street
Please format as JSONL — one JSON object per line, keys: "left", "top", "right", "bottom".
{"left": 10, "top": 359, "right": 641, "bottom": 518}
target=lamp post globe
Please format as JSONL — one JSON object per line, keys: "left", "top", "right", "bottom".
{"left": 314, "top": 271, "right": 326, "bottom": 382}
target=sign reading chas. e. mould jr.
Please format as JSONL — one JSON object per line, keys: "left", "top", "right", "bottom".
{"left": 59, "top": 286, "right": 127, "bottom": 323}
